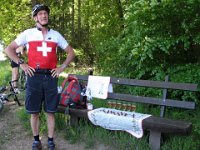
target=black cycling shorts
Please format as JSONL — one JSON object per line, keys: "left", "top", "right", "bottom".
{"left": 10, "top": 60, "right": 19, "bottom": 68}
{"left": 25, "top": 73, "right": 59, "bottom": 114}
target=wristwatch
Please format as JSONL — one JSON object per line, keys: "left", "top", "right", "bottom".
{"left": 18, "top": 59, "right": 24, "bottom": 65}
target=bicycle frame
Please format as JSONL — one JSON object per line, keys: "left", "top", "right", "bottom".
{"left": 0, "top": 82, "right": 22, "bottom": 113}
{"left": 0, "top": 87, "right": 7, "bottom": 112}
{"left": 8, "top": 81, "right": 22, "bottom": 106}
{"left": 0, "top": 100, "right": 3, "bottom": 112}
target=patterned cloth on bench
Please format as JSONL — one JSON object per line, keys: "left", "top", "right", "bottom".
{"left": 88, "top": 108, "right": 151, "bottom": 138}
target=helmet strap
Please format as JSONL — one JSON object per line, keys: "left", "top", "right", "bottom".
{"left": 36, "top": 23, "right": 50, "bottom": 31}
{"left": 36, "top": 20, "right": 49, "bottom": 28}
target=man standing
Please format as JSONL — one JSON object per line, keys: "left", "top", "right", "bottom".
{"left": 4, "top": 4, "right": 75, "bottom": 150}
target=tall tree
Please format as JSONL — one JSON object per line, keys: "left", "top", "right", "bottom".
{"left": 77, "top": 0, "right": 81, "bottom": 45}
{"left": 0, "top": 0, "right": 32, "bottom": 46}
{"left": 71, "top": 0, "right": 75, "bottom": 44}
{"left": 116, "top": 0, "right": 124, "bottom": 29}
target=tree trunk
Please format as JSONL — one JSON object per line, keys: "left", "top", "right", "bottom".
{"left": 116, "top": 0, "right": 124, "bottom": 29}
{"left": 78, "top": 0, "right": 81, "bottom": 45}
{"left": 71, "top": 0, "right": 75, "bottom": 44}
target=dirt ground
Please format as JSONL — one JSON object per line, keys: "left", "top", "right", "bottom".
{"left": 0, "top": 101, "right": 113, "bottom": 150}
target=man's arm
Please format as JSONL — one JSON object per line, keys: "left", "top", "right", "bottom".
{"left": 4, "top": 41, "right": 35, "bottom": 76}
{"left": 51, "top": 45, "right": 75, "bottom": 78}
{"left": 4, "top": 41, "right": 21, "bottom": 64}
{"left": 60, "top": 45, "right": 75, "bottom": 69}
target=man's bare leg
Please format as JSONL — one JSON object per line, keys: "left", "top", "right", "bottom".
{"left": 47, "top": 113, "right": 55, "bottom": 138}
{"left": 31, "top": 113, "right": 42, "bottom": 149}
{"left": 31, "top": 113, "right": 40, "bottom": 136}
{"left": 47, "top": 113, "right": 55, "bottom": 149}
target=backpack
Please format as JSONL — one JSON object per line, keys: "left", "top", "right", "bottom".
{"left": 59, "top": 75, "right": 87, "bottom": 109}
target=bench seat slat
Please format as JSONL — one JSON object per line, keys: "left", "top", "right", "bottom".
{"left": 108, "top": 93, "right": 195, "bottom": 109}
{"left": 57, "top": 106, "right": 192, "bottom": 135}
{"left": 143, "top": 116, "right": 192, "bottom": 135}
{"left": 70, "top": 74, "right": 88, "bottom": 81}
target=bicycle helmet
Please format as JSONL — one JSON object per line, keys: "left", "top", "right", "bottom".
{"left": 32, "top": 4, "right": 50, "bottom": 17}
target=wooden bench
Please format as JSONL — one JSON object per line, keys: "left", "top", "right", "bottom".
{"left": 57, "top": 73, "right": 198, "bottom": 150}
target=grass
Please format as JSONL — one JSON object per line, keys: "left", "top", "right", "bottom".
{"left": 62, "top": 118, "right": 150, "bottom": 150}
{"left": 16, "top": 107, "right": 32, "bottom": 134}
{"left": 1, "top": 60, "right": 200, "bottom": 150}
{"left": 0, "top": 60, "right": 12, "bottom": 86}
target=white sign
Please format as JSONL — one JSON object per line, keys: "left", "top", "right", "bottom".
{"left": 86, "top": 76, "right": 110, "bottom": 99}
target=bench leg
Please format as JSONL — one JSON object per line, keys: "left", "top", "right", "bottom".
{"left": 70, "top": 114, "right": 79, "bottom": 126}
{"left": 149, "top": 130, "right": 161, "bottom": 150}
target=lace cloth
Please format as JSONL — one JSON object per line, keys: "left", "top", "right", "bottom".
{"left": 88, "top": 108, "right": 151, "bottom": 138}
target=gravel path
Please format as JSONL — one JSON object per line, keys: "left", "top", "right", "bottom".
{"left": 0, "top": 102, "right": 112, "bottom": 150}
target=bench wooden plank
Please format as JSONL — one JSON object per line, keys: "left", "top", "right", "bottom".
{"left": 69, "top": 74, "right": 198, "bottom": 91}
{"left": 142, "top": 116, "right": 192, "bottom": 135}
{"left": 110, "top": 77, "right": 198, "bottom": 91}
{"left": 69, "top": 74, "right": 196, "bottom": 109}
{"left": 70, "top": 74, "right": 88, "bottom": 81}
{"left": 108, "top": 93, "right": 195, "bottom": 109}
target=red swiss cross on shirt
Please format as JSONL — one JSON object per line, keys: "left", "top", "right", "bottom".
{"left": 28, "top": 41, "right": 58, "bottom": 69}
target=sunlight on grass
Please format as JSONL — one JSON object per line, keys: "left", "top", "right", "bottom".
{"left": 16, "top": 107, "right": 31, "bottom": 135}
{"left": 0, "top": 51, "right": 7, "bottom": 61}
{"left": 0, "top": 60, "right": 12, "bottom": 86}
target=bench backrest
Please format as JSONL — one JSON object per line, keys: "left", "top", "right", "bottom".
{"left": 69, "top": 74, "right": 197, "bottom": 116}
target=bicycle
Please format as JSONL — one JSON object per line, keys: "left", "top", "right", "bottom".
{"left": 0, "top": 81, "right": 22, "bottom": 113}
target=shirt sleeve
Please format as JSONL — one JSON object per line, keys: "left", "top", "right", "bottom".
{"left": 14, "top": 31, "right": 27, "bottom": 46}
{"left": 56, "top": 31, "right": 69, "bottom": 50}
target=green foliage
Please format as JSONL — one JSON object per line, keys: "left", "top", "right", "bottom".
{"left": 91, "top": 98, "right": 107, "bottom": 108}
{"left": 161, "top": 136, "right": 199, "bottom": 150}
{"left": 17, "top": 107, "right": 48, "bottom": 135}
{"left": 17, "top": 108, "right": 70, "bottom": 136}
{"left": 64, "top": 118, "right": 150, "bottom": 150}
{"left": 0, "top": 0, "right": 32, "bottom": 46}
{"left": 73, "top": 48, "right": 93, "bottom": 67}
{"left": 17, "top": 108, "right": 31, "bottom": 134}
{"left": 0, "top": 60, "right": 12, "bottom": 85}
{"left": 55, "top": 113, "right": 66, "bottom": 130}
{"left": 95, "top": 0, "right": 200, "bottom": 80}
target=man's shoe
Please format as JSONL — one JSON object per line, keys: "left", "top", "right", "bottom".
{"left": 48, "top": 141, "right": 55, "bottom": 150}
{"left": 32, "top": 140, "right": 42, "bottom": 150}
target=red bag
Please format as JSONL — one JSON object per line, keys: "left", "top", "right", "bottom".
{"left": 59, "top": 75, "right": 86, "bottom": 108}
